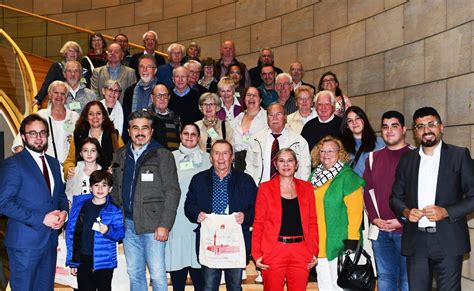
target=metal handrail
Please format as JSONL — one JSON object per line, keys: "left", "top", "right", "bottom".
{"left": 0, "top": 4, "right": 168, "bottom": 58}
{"left": 0, "top": 28, "right": 38, "bottom": 114}
{"left": 0, "top": 90, "right": 23, "bottom": 135}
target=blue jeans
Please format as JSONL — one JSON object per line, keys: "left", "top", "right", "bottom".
{"left": 372, "top": 231, "right": 408, "bottom": 291}
{"left": 202, "top": 266, "right": 242, "bottom": 291}
{"left": 123, "top": 219, "right": 167, "bottom": 291}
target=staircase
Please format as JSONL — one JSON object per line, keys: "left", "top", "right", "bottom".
{"left": 53, "top": 260, "right": 319, "bottom": 291}
{"left": 22, "top": 52, "right": 55, "bottom": 107}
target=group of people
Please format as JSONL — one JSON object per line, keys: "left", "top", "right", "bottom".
{"left": 0, "top": 30, "right": 473, "bottom": 291}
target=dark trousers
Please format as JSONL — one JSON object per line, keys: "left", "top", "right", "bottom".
{"left": 202, "top": 266, "right": 242, "bottom": 291}
{"left": 170, "top": 267, "right": 204, "bottom": 291}
{"left": 407, "top": 230, "right": 463, "bottom": 291}
{"left": 6, "top": 245, "right": 56, "bottom": 291}
{"left": 77, "top": 254, "right": 114, "bottom": 291}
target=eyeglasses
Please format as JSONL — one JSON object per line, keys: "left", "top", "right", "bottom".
{"left": 130, "top": 125, "right": 151, "bottom": 132}
{"left": 414, "top": 121, "right": 440, "bottom": 131}
{"left": 297, "top": 97, "right": 312, "bottom": 103}
{"left": 153, "top": 93, "right": 169, "bottom": 100}
{"left": 320, "top": 149, "right": 338, "bottom": 155}
{"left": 275, "top": 82, "right": 291, "bottom": 88}
{"left": 245, "top": 93, "right": 259, "bottom": 98}
{"left": 139, "top": 65, "right": 156, "bottom": 70}
{"left": 202, "top": 103, "right": 216, "bottom": 107}
{"left": 268, "top": 112, "right": 284, "bottom": 118}
{"left": 25, "top": 130, "right": 48, "bottom": 138}
{"left": 322, "top": 79, "right": 336, "bottom": 84}
{"left": 106, "top": 88, "right": 121, "bottom": 94}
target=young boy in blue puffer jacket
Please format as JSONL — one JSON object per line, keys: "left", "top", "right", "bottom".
{"left": 66, "top": 170, "right": 125, "bottom": 290}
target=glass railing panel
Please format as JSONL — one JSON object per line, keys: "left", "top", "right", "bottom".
{"left": 0, "top": 42, "right": 28, "bottom": 117}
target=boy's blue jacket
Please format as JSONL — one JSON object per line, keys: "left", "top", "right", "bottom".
{"left": 66, "top": 194, "right": 125, "bottom": 270}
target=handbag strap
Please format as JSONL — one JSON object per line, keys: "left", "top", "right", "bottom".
{"left": 337, "top": 239, "right": 363, "bottom": 276}
{"left": 352, "top": 239, "right": 363, "bottom": 264}
{"left": 350, "top": 147, "right": 364, "bottom": 169}
{"left": 48, "top": 116, "right": 58, "bottom": 160}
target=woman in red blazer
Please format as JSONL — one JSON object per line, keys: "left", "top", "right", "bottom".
{"left": 252, "top": 148, "right": 318, "bottom": 291}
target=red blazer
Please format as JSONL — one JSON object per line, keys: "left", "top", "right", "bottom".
{"left": 252, "top": 176, "right": 318, "bottom": 260}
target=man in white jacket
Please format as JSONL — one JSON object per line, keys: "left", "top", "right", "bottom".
{"left": 245, "top": 102, "right": 311, "bottom": 186}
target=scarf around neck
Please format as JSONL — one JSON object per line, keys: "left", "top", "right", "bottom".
{"left": 310, "top": 161, "right": 344, "bottom": 187}
{"left": 132, "top": 78, "right": 157, "bottom": 112}
{"left": 178, "top": 143, "right": 203, "bottom": 166}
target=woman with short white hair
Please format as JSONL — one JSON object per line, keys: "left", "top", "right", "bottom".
{"left": 196, "top": 92, "right": 234, "bottom": 152}
{"left": 100, "top": 79, "right": 124, "bottom": 135}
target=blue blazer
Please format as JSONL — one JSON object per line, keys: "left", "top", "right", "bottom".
{"left": 0, "top": 150, "right": 68, "bottom": 249}
{"left": 184, "top": 168, "right": 257, "bottom": 260}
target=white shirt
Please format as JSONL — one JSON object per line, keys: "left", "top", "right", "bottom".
{"left": 292, "top": 81, "right": 302, "bottom": 91}
{"left": 26, "top": 147, "right": 55, "bottom": 196}
{"left": 233, "top": 108, "right": 267, "bottom": 152}
{"left": 223, "top": 103, "right": 237, "bottom": 124}
{"left": 68, "top": 85, "right": 80, "bottom": 99}
{"left": 101, "top": 99, "right": 124, "bottom": 135}
{"left": 262, "top": 128, "right": 290, "bottom": 183}
{"left": 417, "top": 141, "right": 442, "bottom": 227}
{"left": 317, "top": 114, "right": 335, "bottom": 124}
{"left": 301, "top": 109, "right": 317, "bottom": 124}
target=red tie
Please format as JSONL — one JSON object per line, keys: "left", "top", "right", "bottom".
{"left": 270, "top": 133, "right": 281, "bottom": 179}
{"left": 39, "top": 155, "right": 51, "bottom": 192}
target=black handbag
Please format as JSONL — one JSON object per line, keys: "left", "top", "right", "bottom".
{"left": 337, "top": 240, "right": 375, "bottom": 290}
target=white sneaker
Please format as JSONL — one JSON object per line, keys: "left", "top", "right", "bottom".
{"left": 255, "top": 271, "right": 263, "bottom": 283}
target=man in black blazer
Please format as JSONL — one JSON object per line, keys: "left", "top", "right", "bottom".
{"left": 129, "top": 30, "right": 166, "bottom": 80}
{"left": 390, "top": 107, "right": 474, "bottom": 291}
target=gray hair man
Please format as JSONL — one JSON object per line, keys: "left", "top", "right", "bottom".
{"left": 301, "top": 90, "right": 342, "bottom": 150}
{"left": 249, "top": 48, "right": 283, "bottom": 87}
{"left": 185, "top": 140, "right": 257, "bottom": 291}
{"left": 91, "top": 42, "right": 136, "bottom": 103}
{"left": 275, "top": 73, "right": 297, "bottom": 114}
{"left": 111, "top": 110, "right": 180, "bottom": 291}
{"left": 129, "top": 30, "right": 166, "bottom": 80}
{"left": 245, "top": 102, "right": 311, "bottom": 185}
{"left": 157, "top": 43, "right": 185, "bottom": 89}
{"left": 64, "top": 60, "right": 97, "bottom": 114}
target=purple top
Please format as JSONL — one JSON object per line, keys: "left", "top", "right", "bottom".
{"left": 363, "top": 145, "right": 415, "bottom": 233}
{"left": 216, "top": 105, "right": 242, "bottom": 121}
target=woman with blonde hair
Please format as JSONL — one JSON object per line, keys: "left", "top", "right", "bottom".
{"left": 309, "top": 136, "right": 365, "bottom": 291}
{"left": 33, "top": 41, "right": 86, "bottom": 107}
{"left": 253, "top": 148, "right": 318, "bottom": 290}
{"left": 216, "top": 76, "right": 242, "bottom": 123}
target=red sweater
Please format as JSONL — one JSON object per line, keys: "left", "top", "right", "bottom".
{"left": 363, "top": 145, "right": 415, "bottom": 233}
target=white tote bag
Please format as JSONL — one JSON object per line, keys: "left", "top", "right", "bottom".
{"left": 55, "top": 235, "right": 78, "bottom": 289}
{"left": 366, "top": 152, "right": 381, "bottom": 241}
{"left": 199, "top": 213, "right": 246, "bottom": 269}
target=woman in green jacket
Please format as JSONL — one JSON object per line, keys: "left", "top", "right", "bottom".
{"left": 309, "top": 136, "right": 365, "bottom": 291}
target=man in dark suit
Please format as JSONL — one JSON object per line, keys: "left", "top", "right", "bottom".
{"left": 129, "top": 30, "right": 166, "bottom": 80}
{"left": 184, "top": 140, "right": 257, "bottom": 291}
{"left": 0, "top": 114, "right": 68, "bottom": 291}
{"left": 390, "top": 107, "right": 474, "bottom": 291}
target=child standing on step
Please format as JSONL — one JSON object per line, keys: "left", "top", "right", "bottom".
{"left": 66, "top": 170, "right": 125, "bottom": 291}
